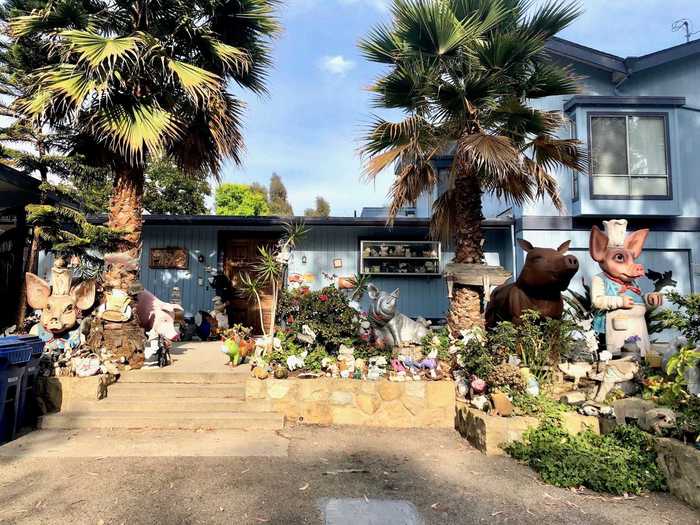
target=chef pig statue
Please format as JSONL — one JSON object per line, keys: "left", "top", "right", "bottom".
{"left": 589, "top": 219, "right": 663, "bottom": 357}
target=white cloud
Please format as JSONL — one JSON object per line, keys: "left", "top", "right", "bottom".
{"left": 319, "top": 55, "right": 356, "bottom": 76}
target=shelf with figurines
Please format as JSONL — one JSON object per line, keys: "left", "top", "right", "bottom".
{"left": 360, "top": 240, "right": 441, "bottom": 277}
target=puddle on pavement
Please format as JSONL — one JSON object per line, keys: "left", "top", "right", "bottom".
{"left": 320, "top": 498, "right": 424, "bottom": 525}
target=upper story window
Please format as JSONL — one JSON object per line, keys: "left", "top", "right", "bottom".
{"left": 589, "top": 114, "right": 671, "bottom": 199}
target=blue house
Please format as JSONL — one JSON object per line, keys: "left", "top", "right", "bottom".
{"left": 32, "top": 37, "right": 697, "bottom": 327}
{"left": 507, "top": 37, "right": 700, "bottom": 298}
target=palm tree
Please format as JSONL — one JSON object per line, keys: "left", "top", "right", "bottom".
{"left": 359, "top": 0, "right": 586, "bottom": 332}
{"left": 9, "top": 0, "right": 280, "bottom": 265}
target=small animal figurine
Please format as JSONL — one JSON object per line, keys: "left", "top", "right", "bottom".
{"left": 639, "top": 408, "right": 677, "bottom": 435}
{"left": 367, "top": 284, "right": 429, "bottom": 349}
{"left": 485, "top": 239, "right": 579, "bottom": 328}
{"left": 589, "top": 220, "right": 663, "bottom": 357}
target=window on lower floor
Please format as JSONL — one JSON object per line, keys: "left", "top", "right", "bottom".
{"left": 590, "top": 114, "right": 671, "bottom": 198}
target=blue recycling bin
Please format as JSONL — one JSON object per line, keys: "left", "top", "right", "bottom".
{"left": 17, "top": 335, "right": 45, "bottom": 428}
{"left": 0, "top": 337, "right": 31, "bottom": 443}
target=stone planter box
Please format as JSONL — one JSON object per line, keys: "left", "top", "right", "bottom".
{"left": 245, "top": 377, "right": 455, "bottom": 428}
{"left": 36, "top": 375, "right": 104, "bottom": 414}
{"left": 454, "top": 399, "right": 599, "bottom": 455}
{"left": 656, "top": 437, "right": 700, "bottom": 509}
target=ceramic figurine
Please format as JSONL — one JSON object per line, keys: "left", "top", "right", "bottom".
{"left": 210, "top": 296, "right": 229, "bottom": 332}
{"left": 589, "top": 220, "right": 663, "bottom": 356}
{"left": 367, "top": 284, "right": 429, "bottom": 349}
{"left": 485, "top": 239, "right": 579, "bottom": 328}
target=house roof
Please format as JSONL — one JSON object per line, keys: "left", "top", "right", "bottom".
{"left": 545, "top": 37, "right": 700, "bottom": 76}
{"left": 89, "top": 214, "right": 514, "bottom": 229}
{"left": 0, "top": 164, "right": 80, "bottom": 211}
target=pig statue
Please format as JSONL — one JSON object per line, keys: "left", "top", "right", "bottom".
{"left": 589, "top": 219, "right": 663, "bottom": 357}
{"left": 135, "top": 289, "right": 184, "bottom": 342}
{"left": 485, "top": 239, "right": 579, "bottom": 328}
{"left": 367, "top": 284, "right": 429, "bottom": 349}
{"left": 26, "top": 266, "right": 96, "bottom": 353}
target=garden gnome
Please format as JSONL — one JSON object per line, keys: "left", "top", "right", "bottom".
{"left": 589, "top": 220, "right": 663, "bottom": 357}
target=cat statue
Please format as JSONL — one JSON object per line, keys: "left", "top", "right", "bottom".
{"left": 367, "top": 284, "right": 429, "bottom": 349}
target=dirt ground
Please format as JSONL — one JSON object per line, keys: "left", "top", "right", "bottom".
{"left": 0, "top": 425, "right": 697, "bottom": 525}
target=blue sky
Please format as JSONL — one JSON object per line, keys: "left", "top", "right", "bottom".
{"left": 221, "top": 0, "right": 700, "bottom": 216}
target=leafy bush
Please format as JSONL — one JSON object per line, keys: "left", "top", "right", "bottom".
{"left": 493, "top": 310, "right": 578, "bottom": 384}
{"left": 511, "top": 393, "right": 572, "bottom": 423}
{"left": 505, "top": 422, "right": 666, "bottom": 495}
{"left": 658, "top": 291, "right": 700, "bottom": 345}
{"left": 277, "top": 286, "right": 360, "bottom": 353}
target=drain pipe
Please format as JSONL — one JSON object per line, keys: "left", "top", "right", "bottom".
{"left": 510, "top": 221, "right": 517, "bottom": 281}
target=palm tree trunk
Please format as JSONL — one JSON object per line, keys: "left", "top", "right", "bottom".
{"left": 447, "top": 174, "right": 485, "bottom": 333}
{"left": 97, "top": 163, "right": 146, "bottom": 368}
{"left": 108, "top": 164, "right": 145, "bottom": 264}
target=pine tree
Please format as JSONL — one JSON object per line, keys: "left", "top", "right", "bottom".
{"left": 304, "top": 196, "right": 331, "bottom": 218}
{"left": 268, "top": 173, "right": 294, "bottom": 216}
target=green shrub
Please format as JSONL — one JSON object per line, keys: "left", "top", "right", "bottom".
{"left": 276, "top": 286, "right": 360, "bottom": 353}
{"left": 505, "top": 422, "right": 666, "bottom": 495}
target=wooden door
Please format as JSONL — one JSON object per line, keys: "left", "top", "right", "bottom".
{"left": 221, "top": 233, "right": 278, "bottom": 335}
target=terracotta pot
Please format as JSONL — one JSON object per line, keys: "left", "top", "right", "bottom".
{"left": 337, "top": 277, "right": 354, "bottom": 289}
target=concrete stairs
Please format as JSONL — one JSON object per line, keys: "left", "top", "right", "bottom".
{"left": 39, "top": 371, "right": 283, "bottom": 431}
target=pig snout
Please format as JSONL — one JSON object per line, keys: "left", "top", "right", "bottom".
{"left": 563, "top": 255, "right": 579, "bottom": 271}
{"left": 630, "top": 263, "right": 644, "bottom": 278}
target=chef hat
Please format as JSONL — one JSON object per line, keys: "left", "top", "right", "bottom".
{"left": 602, "top": 219, "right": 628, "bottom": 248}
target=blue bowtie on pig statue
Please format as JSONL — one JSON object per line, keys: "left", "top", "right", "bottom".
{"left": 589, "top": 219, "right": 663, "bottom": 358}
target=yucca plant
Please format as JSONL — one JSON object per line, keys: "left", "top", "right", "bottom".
{"left": 9, "top": 0, "right": 280, "bottom": 268}
{"left": 359, "top": 0, "right": 587, "bottom": 332}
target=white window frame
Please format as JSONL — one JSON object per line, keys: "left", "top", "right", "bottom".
{"left": 588, "top": 112, "right": 673, "bottom": 200}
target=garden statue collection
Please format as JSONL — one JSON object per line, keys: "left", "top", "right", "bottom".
{"left": 485, "top": 239, "right": 579, "bottom": 328}
{"left": 589, "top": 219, "right": 663, "bottom": 357}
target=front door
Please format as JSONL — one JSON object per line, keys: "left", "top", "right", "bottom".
{"left": 220, "top": 233, "right": 278, "bottom": 335}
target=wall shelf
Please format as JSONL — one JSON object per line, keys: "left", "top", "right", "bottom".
{"left": 360, "top": 240, "right": 441, "bottom": 277}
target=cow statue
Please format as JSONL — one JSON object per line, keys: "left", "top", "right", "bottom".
{"left": 485, "top": 239, "right": 579, "bottom": 328}
{"left": 26, "top": 259, "right": 96, "bottom": 353}
{"left": 589, "top": 219, "right": 663, "bottom": 357}
{"left": 367, "top": 284, "right": 429, "bottom": 349}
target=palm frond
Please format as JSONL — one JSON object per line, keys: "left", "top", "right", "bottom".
{"left": 168, "top": 60, "right": 222, "bottom": 103}
{"left": 520, "top": 0, "right": 582, "bottom": 40}
{"left": 455, "top": 132, "right": 521, "bottom": 179}
{"left": 59, "top": 30, "right": 140, "bottom": 68}
{"left": 91, "top": 104, "right": 181, "bottom": 164}
{"left": 429, "top": 185, "right": 457, "bottom": 242}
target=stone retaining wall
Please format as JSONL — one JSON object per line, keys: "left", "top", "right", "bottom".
{"left": 245, "top": 377, "right": 455, "bottom": 428}
{"left": 454, "top": 399, "right": 600, "bottom": 455}
{"left": 655, "top": 437, "right": 700, "bottom": 509}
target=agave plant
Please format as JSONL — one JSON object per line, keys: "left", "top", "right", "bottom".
{"left": 359, "top": 0, "right": 587, "bottom": 332}
{"left": 9, "top": 0, "right": 280, "bottom": 265}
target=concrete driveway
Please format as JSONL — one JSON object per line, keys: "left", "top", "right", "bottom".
{"left": 0, "top": 425, "right": 696, "bottom": 525}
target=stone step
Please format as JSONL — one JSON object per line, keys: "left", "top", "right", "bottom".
{"left": 39, "top": 411, "right": 284, "bottom": 431}
{"left": 70, "top": 398, "right": 274, "bottom": 413}
{"left": 107, "top": 383, "right": 245, "bottom": 400}
{"left": 118, "top": 371, "right": 244, "bottom": 384}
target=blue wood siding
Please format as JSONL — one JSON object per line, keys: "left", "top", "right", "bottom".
{"left": 140, "top": 224, "right": 513, "bottom": 320}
